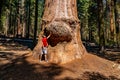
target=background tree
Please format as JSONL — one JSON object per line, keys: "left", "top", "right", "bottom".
{"left": 77, "top": 0, "right": 90, "bottom": 41}
{"left": 0, "top": 0, "right": 44, "bottom": 39}
{"left": 26, "top": 0, "right": 31, "bottom": 38}
{"left": 108, "top": 0, "right": 116, "bottom": 42}
{"left": 97, "top": 0, "right": 105, "bottom": 53}
{"left": 33, "top": 0, "right": 38, "bottom": 46}
{"left": 114, "top": 0, "right": 120, "bottom": 47}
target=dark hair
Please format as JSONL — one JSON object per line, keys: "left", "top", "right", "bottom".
{"left": 42, "top": 35, "right": 46, "bottom": 37}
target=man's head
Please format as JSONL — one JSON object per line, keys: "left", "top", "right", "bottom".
{"left": 42, "top": 35, "right": 46, "bottom": 38}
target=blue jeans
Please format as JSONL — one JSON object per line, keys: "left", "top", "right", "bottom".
{"left": 41, "top": 47, "right": 47, "bottom": 54}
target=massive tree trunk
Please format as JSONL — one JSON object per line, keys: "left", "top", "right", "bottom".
{"left": 33, "top": 0, "right": 87, "bottom": 64}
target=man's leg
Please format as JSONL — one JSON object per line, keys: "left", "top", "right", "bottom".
{"left": 44, "top": 54, "right": 48, "bottom": 62}
{"left": 40, "top": 48, "right": 43, "bottom": 62}
{"left": 44, "top": 47, "right": 48, "bottom": 62}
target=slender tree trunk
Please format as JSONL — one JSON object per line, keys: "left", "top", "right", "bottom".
{"left": 105, "top": 0, "right": 109, "bottom": 46}
{"left": 21, "top": 0, "right": 26, "bottom": 37}
{"left": 17, "top": 0, "right": 21, "bottom": 38}
{"left": 0, "top": 0, "right": 4, "bottom": 30}
{"left": 0, "top": 8, "right": 1, "bottom": 23}
{"left": 97, "top": 0, "right": 105, "bottom": 53}
{"left": 14, "top": 6, "right": 18, "bottom": 37}
{"left": 118, "top": 20, "right": 120, "bottom": 47}
{"left": 109, "top": 0, "right": 116, "bottom": 42}
{"left": 26, "top": 0, "right": 31, "bottom": 38}
{"left": 33, "top": 0, "right": 38, "bottom": 45}
{"left": 115, "top": 0, "right": 120, "bottom": 47}
{"left": 13, "top": 14, "right": 16, "bottom": 37}
{"left": 17, "top": 17, "right": 22, "bottom": 38}
{"left": 88, "top": 26, "right": 92, "bottom": 42}
{"left": 33, "top": 0, "right": 87, "bottom": 64}
{"left": 81, "top": 16, "right": 89, "bottom": 41}
{"left": 4, "top": 11, "right": 9, "bottom": 36}
{"left": 8, "top": 0, "right": 12, "bottom": 36}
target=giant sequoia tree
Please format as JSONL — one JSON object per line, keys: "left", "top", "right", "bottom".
{"left": 33, "top": 0, "right": 87, "bottom": 64}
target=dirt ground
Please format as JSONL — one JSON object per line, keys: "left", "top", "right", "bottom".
{"left": 0, "top": 42, "right": 120, "bottom": 80}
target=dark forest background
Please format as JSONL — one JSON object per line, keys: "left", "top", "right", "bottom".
{"left": 0, "top": 0, "right": 120, "bottom": 51}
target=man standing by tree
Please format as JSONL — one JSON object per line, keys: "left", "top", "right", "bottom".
{"left": 40, "top": 33, "right": 51, "bottom": 62}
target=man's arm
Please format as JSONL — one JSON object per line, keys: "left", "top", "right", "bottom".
{"left": 47, "top": 33, "right": 51, "bottom": 39}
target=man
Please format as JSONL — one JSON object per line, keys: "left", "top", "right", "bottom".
{"left": 40, "top": 33, "right": 51, "bottom": 62}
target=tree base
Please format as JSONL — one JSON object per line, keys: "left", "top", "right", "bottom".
{"left": 33, "top": 22, "right": 87, "bottom": 64}
{"left": 47, "top": 40, "right": 86, "bottom": 64}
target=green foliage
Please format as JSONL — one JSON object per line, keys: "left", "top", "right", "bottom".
{"left": 0, "top": 0, "right": 44, "bottom": 38}
{"left": 88, "top": 1, "right": 98, "bottom": 42}
{"left": 77, "top": 0, "right": 90, "bottom": 19}
{"left": 37, "top": 0, "right": 44, "bottom": 33}
{"left": 77, "top": 0, "right": 90, "bottom": 41}
{"left": 0, "top": 15, "right": 6, "bottom": 32}
{"left": 77, "top": 0, "right": 99, "bottom": 43}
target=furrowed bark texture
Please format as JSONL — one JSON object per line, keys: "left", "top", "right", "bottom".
{"left": 33, "top": 0, "right": 87, "bottom": 64}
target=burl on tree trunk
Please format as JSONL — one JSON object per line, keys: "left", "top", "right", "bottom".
{"left": 33, "top": 0, "right": 87, "bottom": 64}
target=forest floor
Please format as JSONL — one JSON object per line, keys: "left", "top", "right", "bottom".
{"left": 0, "top": 39, "right": 120, "bottom": 80}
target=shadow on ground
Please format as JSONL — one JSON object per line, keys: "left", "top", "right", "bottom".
{"left": 0, "top": 51, "right": 74, "bottom": 80}
{"left": 85, "top": 45, "right": 120, "bottom": 64}
{"left": 0, "top": 38, "right": 120, "bottom": 80}
{"left": 0, "top": 51, "right": 119, "bottom": 80}
{"left": 0, "top": 37, "right": 34, "bottom": 50}
{"left": 80, "top": 71, "right": 119, "bottom": 80}
{"left": 0, "top": 52, "right": 63, "bottom": 80}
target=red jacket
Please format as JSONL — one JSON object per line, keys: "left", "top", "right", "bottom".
{"left": 42, "top": 37, "right": 48, "bottom": 47}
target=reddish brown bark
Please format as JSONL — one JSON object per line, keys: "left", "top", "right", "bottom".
{"left": 33, "top": 0, "right": 87, "bottom": 64}
{"left": 109, "top": 0, "right": 116, "bottom": 41}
